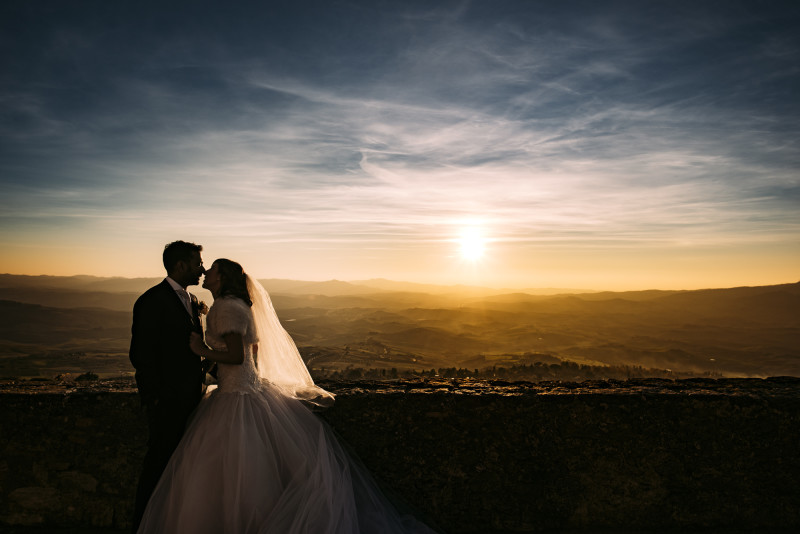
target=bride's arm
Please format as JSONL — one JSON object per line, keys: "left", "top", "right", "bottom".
{"left": 190, "top": 332, "right": 245, "bottom": 364}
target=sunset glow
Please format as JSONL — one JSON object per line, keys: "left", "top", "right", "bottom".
{"left": 0, "top": 1, "right": 798, "bottom": 290}
{"left": 459, "top": 230, "right": 486, "bottom": 262}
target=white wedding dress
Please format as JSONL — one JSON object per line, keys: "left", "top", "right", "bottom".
{"left": 137, "top": 292, "right": 435, "bottom": 534}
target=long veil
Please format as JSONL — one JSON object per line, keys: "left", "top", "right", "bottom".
{"left": 246, "top": 275, "right": 335, "bottom": 407}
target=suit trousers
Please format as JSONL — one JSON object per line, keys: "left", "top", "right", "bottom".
{"left": 131, "top": 401, "right": 196, "bottom": 533}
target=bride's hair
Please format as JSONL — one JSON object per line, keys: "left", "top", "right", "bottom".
{"left": 213, "top": 259, "right": 253, "bottom": 307}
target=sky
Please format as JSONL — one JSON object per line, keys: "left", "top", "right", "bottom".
{"left": 1, "top": 0, "right": 798, "bottom": 291}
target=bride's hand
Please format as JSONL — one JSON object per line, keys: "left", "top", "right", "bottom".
{"left": 190, "top": 332, "right": 206, "bottom": 355}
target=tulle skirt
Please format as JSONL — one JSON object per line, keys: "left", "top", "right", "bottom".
{"left": 137, "top": 383, "right": 434, "bottom": 534}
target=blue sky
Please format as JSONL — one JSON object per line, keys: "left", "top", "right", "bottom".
{"left": 1, "top": 0, "right": 798, "bottom": 289}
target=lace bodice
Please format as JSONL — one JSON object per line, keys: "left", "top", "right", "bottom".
{"left": 205, "top": 296, "right": 260, "bottom": 394}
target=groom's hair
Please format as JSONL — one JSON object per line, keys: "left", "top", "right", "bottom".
{"left": 163, "top": 241, "right": 203, "bottom": 272}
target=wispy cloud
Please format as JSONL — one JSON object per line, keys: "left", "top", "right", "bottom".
{"left": 1, "top": 0, "right": 798, "bottom": 287}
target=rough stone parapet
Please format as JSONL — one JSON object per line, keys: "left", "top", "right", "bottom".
{"left": 1, "top": 377, "right": 798, "bottom": 532}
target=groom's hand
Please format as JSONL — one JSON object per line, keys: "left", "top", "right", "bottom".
{"left": 190, "top": 332, "right": 207, "bottom": 356}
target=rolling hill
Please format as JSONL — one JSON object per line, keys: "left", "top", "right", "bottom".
{"left": 0, "top": 274, "right": 797, "bottom": 379}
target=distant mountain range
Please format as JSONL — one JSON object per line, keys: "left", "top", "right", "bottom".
{"left": 0, "top": 274, "right": 797, "bottom": 379}
{"left": 0, "top": 273, "right": 598, "bottom": 302}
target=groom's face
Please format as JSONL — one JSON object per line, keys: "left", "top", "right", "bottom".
{"left": 180, "top": 251, "right": 205, "bottom": 287}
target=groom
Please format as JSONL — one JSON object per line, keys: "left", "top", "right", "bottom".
{"left": 129, "top": 240, "right": 206, "bottom": 532}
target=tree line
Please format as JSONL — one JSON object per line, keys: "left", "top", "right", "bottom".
{"left": 312, "top": 360, "right": 720, "bottom": 382}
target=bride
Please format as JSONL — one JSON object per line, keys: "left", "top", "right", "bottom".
{"left": 136, "top": 259, "right": 437, "bottom": 533}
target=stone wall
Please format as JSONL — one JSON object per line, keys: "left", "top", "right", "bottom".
{"left": 1, "top": 378, "right": 798, "bottom": 532}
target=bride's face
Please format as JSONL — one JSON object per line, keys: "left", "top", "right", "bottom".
{"left": 202, "top": 263, "right": 221, "bottom": 296}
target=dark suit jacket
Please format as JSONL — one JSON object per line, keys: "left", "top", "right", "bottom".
{"left": 129, "top": 280, "right": 204, "bottom": 410}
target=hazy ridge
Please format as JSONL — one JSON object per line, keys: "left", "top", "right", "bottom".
{"left": 0, "top": 274, "right": 797, "bottom": 379}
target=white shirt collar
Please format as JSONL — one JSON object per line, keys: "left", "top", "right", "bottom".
{"left": 165, "top": 276, "right": 187, "bottom": 293}
{"left": 165, "top": 277, "right": 193, "bottom": 315}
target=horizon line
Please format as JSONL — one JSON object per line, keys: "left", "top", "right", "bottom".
{"left": 1, "top": 271, "right": 796, "bottom": 295}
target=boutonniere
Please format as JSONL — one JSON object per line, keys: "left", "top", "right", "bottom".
{"left": 193, "top": 300, "right": 209, "bottom": 315}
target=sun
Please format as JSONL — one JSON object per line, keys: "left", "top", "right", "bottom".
{"left": 459, "top": 229, "right": 486, "bottom": 261}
